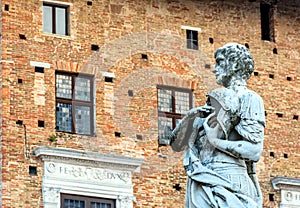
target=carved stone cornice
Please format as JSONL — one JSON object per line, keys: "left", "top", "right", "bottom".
{"left": 271, "top": 176, "right": 300, "bottom": 191}
{"left": 34, "top": 146, "right": 144, "bottom": 172}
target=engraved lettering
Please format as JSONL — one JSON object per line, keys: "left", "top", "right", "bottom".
{"left": 46, "top": 162, "right": 130, "bottom": 184}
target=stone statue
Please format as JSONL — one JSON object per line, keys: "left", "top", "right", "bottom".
{"left": 169, "top": 43, "right": 265, "bottom": 208}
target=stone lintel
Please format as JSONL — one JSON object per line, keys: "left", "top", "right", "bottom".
{"left": 34, "top": 146, "right": 144, "bottom": 172}
{"left": 271, "top": 176, "right": 300, "bottom": 190}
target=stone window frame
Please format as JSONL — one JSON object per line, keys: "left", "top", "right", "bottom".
{"left": 271, "top": 176, "right": 300, "bottom": 208}
{"left": 34, "top": 146, "right": 144, "bottom": 208}
{"left": 157, "top": 85, "right": 193, "bottom": 145}
{"left": 42, "top": 1, "right": 70, "bottom": 36}
{"left": 55, "top": 71, "right": 95, "bottom": 136}
{"left": 61, "top": 193, "right": 116, "bottom": 208}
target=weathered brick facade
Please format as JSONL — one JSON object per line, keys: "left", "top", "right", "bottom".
{"left": 0, "top": 0, "right": 299, "bottom": 207}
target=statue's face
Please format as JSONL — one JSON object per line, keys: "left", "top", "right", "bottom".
{"left": 213, "top": 53, "right": 232, "bottom": 87}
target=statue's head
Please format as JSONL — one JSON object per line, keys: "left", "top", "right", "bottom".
{"left": 213, "top": 43, "right": 254, "bottom": 87}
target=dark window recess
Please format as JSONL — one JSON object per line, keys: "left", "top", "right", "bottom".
{"left": 205, "top": 64, "right": 211, "bottom": 69}
{"left": 115, "top": 132, "right": 121, "bottom": 137}
{"left": 4, "top": 4, "right": 9, "bottom": 11}
{"left": 209, "top": 37, "right": 214, "bottom": 44}
{"left": 276, "top": 113, "right": 283, "bottom": 118}
{"left": 260, "top": 2, "right": 275, "bottom": 42}
{"left": 269, "top": 193, "right": 275, "bottom": 201}
{"left": 173, "top": 184, "right": 182, "bottom": 191}
{"left": 18, "top": 79, "right": 23, "bottom": 84}
{"left": 293, "top": 115, "right": 299, "bottom": 120}
{"left": 19, "top": 34, "right": 26, "bottom": 40}
{"left": 43, "top": 3, "right": 69, "bottom": 35}
{"left": 245, "top": 43, "right": 249, "bottom": 49}
{"left": 141, "top": 54, "right": 148, "bottom": 59}
{"left": 91, "top": 44, "right": 99, "bottom": 51}
{"left": 128, "top": 90, "right": 134, "bottom": 97}
{"left": 38, "top": 120, "right": 45, "bottom": 127}
{"left": 273, "top": 48, "right": 278, "bottom": 54}
{"left": 265, "top": 111, "right": 268, "bottom": 116}
{"left": 270, "top": 152, "right": 275, "bottom": 157}
{"left": 254, "top": 72, "right": 259, "bottom": 76}
{"left": 29, "top": 166, "right": 37, "bottom": 175}
{"left": 136, "top": 134, "right": 143, "bottom": 140}
{"left": 287, "top": 77, "right": 292, "bottom": 81}
{"left": 35, "top": 67, "right": 44, "bottom": 73}
{"left": 104, "top": 77, "right": 113, "bottom": 83}
{"left": 284, "top": 153, "right": 288, "bottom": 158}
{"left": 61, "top": 194, "right": 116, "bottom": 208}
{"left": 186, "top": 30, "right": 198, "bottom": 50}
{"left": 56, "top": 72, "right": 95, "bottom": 135}
{"left": 87, "top": 1, "right": 93, "bottom": 6}
{"left": 157, "top": 85, "right": 193, "bottom": 145}
{"left": 16, "top": 120, "right": 23, "bottom": 125}
{"left": 269, "top": 74, "right": 274, "bottom": 79}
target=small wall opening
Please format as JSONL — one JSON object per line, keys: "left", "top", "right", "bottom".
{"left": 19, "top": 34, "right": 26, "bottom": 40}
{"left": 115, "top": 132, "right": 121, "bottom": 137}
{"left": 91, "top": 44, "right": 99, "bottom": 51}
{"left": 38, "top": 120, "right": 45, "bottom": 127}
{"left": 104, "top": 77, "right": 113, "bottom": 83}
{"left": 29, "top": 166, "right": 37, "bottom": 175}
{"left": 269, "top": 193, "right": 275, "bottom": 201}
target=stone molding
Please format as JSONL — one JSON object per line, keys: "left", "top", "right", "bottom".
{"left": 34, "top": 146, "right": 144, "bottom": 172}
{"left": 271, "top": 176, "right": 300, "bottom": 191}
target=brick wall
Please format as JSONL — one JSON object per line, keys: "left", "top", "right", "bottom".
{"left": 0, "top": 0, "right": 299, "bottom": 207}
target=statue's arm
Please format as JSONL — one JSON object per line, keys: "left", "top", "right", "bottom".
{"left": 206, "top": 132, "right": 263, "bottom": 162}
{"left": 204, "top": 92, "right": 265, "bottom": 162}
{"left": 169, "top": 105, "right": 214, "bottom": 152}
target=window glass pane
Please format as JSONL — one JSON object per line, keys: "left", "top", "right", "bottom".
{"left": 56, "top": 74, "right": 72, "bottom": 99}
{"left": 75, "top": 105, "right": 91, "bottom": 135}
{"left": 158, "top": 116, "right": 173, "bottom": 141}
{"left": 175, "top": 91, "right": 190, "bottom": 114}
{"left": 192, "top": 40, "right": 198, "bottom": 50}
{"left": 56, "top": 7, "right": 67, "bottom": 35}
{"left": 75, "top": 77, "right": 91, "bottom": 101}
{"left": 186, "top": 30, "right": 192, "bottom": 40}
{"left": 91, "top": 202, "right": 112, "bottom": 208}
{"left": 192, "top": 30, "right": 198, "bottom": 41}
{"left": 64, "top": 199, "right": 85, "bottom": 208}
{"left": 43, "top": 5, "right": 53, "bottom": 33}
{"left": 158, "top": 89, "right": 172, "bottom": 112}
{"left": 56, "top": 102, "right": 72, "bottom": 132}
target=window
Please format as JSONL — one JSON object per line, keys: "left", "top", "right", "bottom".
{"left": 56, "top": 72, "right": 94, "bottom": 135}
{"left": 186, "top": 30, "right": 198, "bottom": 50}
{"left": 43, "top": 3, "right": 69, "bottom": 35}
{"left": 61, "top": 194, "right": 115, "bottom": 208}
{"left": 260, "top": 2, "right": 275, "bottom": 42}
{"left": 157, "top": 85, "right": 193, "bottom": 145}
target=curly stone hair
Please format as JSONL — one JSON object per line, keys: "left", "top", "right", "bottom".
{"left": 214, "top": 43, "right": 254, "bottom": 81}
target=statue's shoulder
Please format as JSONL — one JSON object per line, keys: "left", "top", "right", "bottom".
{"left": 238, "top": 89, "right": 265, "bottom": 121}
{"left": 238, "top": 89, "right": 264, "bottom": 105}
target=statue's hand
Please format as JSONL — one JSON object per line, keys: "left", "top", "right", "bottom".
{"left": 187, "top": 105, "right": 215, "bottom": 118}
{"left": 203, "top": 112, "right": 223, "bottom": 145}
